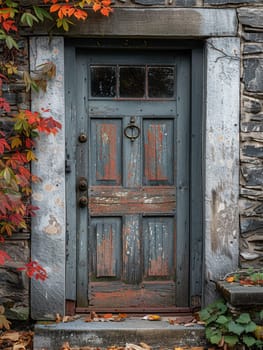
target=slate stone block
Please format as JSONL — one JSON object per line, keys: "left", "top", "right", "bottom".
{"left": 132, "top": 0, "right": 164, "bottom": 5}
{"left": 243, "top": 33, "right": 263, "bottom": 42}
{"left": 251, "top": 114, "right": 263, "bottom": 121}
{"left": 175, "top": 0, "right": 199, "bottom": 5}
{"left": 241, "top": 165, "right": 263, "bottom": 186}
{"left": 243, "top": 44, "right": 263, "bottom": 55}
{"left": 243, "top": 58, "right": 263, "bottom": 93}
{"left": 238, "top": 8, "right": 263, "bottom": 28}
{"left": 240, "top": 217, "right": 263, "bottom": 234}
{"left": 205, "top": 0, "right": 262, "bottom": 4}
{"left": 242, "top": 145, "right": 263, "bottom": 158}
{"left": 243, "top": 98, "right": 261, "bottom": 113}
{"left": 241, "top": 121, "right": 263, "bottom": 132}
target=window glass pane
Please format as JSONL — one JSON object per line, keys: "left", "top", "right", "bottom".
{"left": 119, "top": 66, "right": 145, "bottom": 98}
{"left": 91, "top": 66, "right": 116, "bottom": 97}
{"left": 148, "top": 67, "right": 175, "bottom": 98}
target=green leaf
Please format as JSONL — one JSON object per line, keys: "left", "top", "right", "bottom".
{"left": 210, "top": 332, "right": 222, "bottom": 345}
{"left": 242, "top": 335, "right": 257, "bottom": 347}
{"left": 245, "top": 321, "right": 257, "bottom": 333}
{"left": 227, "top": 320, "right": 245, "bottom": 336}
{"left": 33, "top": 6, "right": 53, "bottom": 22}
{"left": 205, "top": 326, "right": 215, "bottom": 339}
{"left": 224, "top": 335, "right": 239, "bottom": 346}
{"left": 216, "top": 315, "right": 229, "bottom": 325}
{"left": 236, "top": 313, "right": 251, "bottom": 324}
{"left": 260, "top": 310, "right": 263, "bottom": 320}
{"left": 199, "top": 309, "right": 210, "bottom": 322}
{"left": 6, "top": 0, "right": 18, "bottom": 7}
{"left": 21, "top": 12, "right": 39, "bottom": 27}
{"left": 5, "top": 35, "right": 18, "bottom": 50}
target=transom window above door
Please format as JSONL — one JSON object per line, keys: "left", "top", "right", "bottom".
{"left": 90, "top": 65, "right": 176, "bottom": 99}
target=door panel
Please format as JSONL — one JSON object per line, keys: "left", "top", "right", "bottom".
{"left": 75, "top": 50, "right": 190, "bottom": 309}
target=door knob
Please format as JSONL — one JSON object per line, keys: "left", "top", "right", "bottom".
{"left": 79, "top": 178, "right": 87, "bottom": 191}
{"left": 79, "top": 196, "right": 88, "bottom": 207}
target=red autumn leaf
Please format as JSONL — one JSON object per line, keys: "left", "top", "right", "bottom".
{"left": 25, "top": 137, "right": 34, "bottom": 148}
{"left": 26, "top": 205, "right": 39, "bottom": 217}
{"left": 2, "top": 20, "right": 17, "bottom": 32}
{"left": 25, "top": 110, "right": 40, "bottom": 124}
{"left": 8, "top": 213, "right": 24, "bottom": 226}
{"left": 0, "top": 250, "right": 11, "bottom": 265}
{"left": 18, "top": 166, "right": 31, "bottom": 180}
{"left": 0, "top": 97, "right": 11, "bottom": 112}
{"left": 0, "top": 138, "right": 11, "bottom": 154}
{"left": 18, "top": 261, "right": 48, "bottom": 281}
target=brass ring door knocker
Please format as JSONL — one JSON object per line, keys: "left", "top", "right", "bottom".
{"left": 124, "top": 116, "right": 140, "bottom": 142}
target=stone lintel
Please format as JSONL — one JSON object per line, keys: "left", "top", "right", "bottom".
{"left": 25, "top": 8, "right": 237, "bottom": 38}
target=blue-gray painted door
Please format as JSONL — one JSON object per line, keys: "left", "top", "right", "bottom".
{"left": 74, "top": 49, "right": 190, "bottom": 310}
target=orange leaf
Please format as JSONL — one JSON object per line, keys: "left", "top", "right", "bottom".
{"left": 93, "top": 3, "right": 101, "bottom": 12}
{"left": 74, "top": 9, "right": 88, "bottom": 20}
{"left": 50, "top": 4, "right": 61, "bottom": 12}
{"left": 102, "top": 0, "right": 111, "bottom": 6}
{"left": 100, "top": 7, "right": 112, "bottom": 16}
{"left": 226, "top": 276, "right": 234, "bottom": 283}
{"left": 103, "top": 313, "right": 113, "bottom": 319}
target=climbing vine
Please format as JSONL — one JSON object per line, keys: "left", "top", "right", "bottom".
{"left": 0, "top": 1, "right": 112, "bottom": 279}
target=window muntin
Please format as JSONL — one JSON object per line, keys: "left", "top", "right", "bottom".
{"left": 90, "top": 65, "right": 175, "bottom": 99}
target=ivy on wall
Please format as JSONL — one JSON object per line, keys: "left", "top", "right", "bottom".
{"left": 0, "top": 1, "right": 112, "bottom": 279}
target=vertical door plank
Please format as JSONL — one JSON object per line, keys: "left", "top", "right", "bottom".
{"left": 176, "top": 55, "right": 191, "bottom": 306}
{"left": 90, "top": 119, "right": 122, "bottom": 185}
{"left": 143, "top": 217, "right": 175, "bottom": 278}
{"left": 76, "top": 53, "right": 89, "bottom": 306}
{"left": 123, "top": 116, "right": 141, "bottom": 188}
{"left": 90, "top": 218, "right": 121, "bottom": 278}
{"left": 122, "top": 215, "right": 141, "bottom": 284}
{"left": 143, "top": 119, "right": 174, "bottom": 185}
{"left": 65, "top": 45, "right": 77, "bottom": 301}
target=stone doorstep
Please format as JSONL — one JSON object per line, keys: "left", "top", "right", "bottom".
{"left": 33, "top": 317, "right": 206, "bottom": 350}
{"left": 217, "top": 280, "right": 263, "bottom": 306}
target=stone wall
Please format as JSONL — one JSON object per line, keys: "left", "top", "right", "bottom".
{"left": 237, "top": 7, "right": 263, "bottom": 268}
{"left": 0, "top": 39, "right": 30, "bottom": 320}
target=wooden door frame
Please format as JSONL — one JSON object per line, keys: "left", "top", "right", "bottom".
{"left": 64, "top": 39, "right": 204, "bottom": 313}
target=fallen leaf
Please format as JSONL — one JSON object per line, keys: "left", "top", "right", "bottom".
{"left": 142, "top": 315, "right": 161, "bottom": 321}
{"left": 226, "top": 276, "right": 235, "bottom": 283}
{"left": 90, "top": 311, "right": 98, "bottom": 319}
{"left": 13, "top": 344, "right": 26, "bottom": 350}
{"left": 0, "top": 331, "right": 20, "bottom": 341}
{"left": 126, "top": 344, "right": 145, "bottom": 350}
{"left": 60, "top": 341, "right": 71, "bottom": 350}
{"left": 139, "top": 342, "right": 152, "bottom": 350}
{"left": 56, "top": 313, "right": 62, "bottom": 323}
{"left": 103, "top": 313, "right": 113, "bottom": 319}
{"left": 0, "top": 305, "right": 5, "bottom": 315}
{"left": 0, "top": 314, "right": 11, "bottom": 329}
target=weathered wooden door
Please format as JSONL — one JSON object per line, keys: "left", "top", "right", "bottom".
{"left": 71, "top": 49, "right": 190, "bottom": 311}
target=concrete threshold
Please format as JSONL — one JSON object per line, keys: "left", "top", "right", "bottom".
{"left": 34, "top": 317, "right": 206, "bottom": 350}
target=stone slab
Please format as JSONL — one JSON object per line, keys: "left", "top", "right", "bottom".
{"left": 243, "top": 59, "right": 263, "bottom": 93}
{"left": 34, "top": 318, "right": 206, "bottom": 350}
{"left": 217, "top": 280, "right": 263, "bottom": 306}
{"left": 27, "top": 9, "right": 237, "bottom": 37}
{"left": 238, "top": 7, "right": 263, "bottom": 28}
